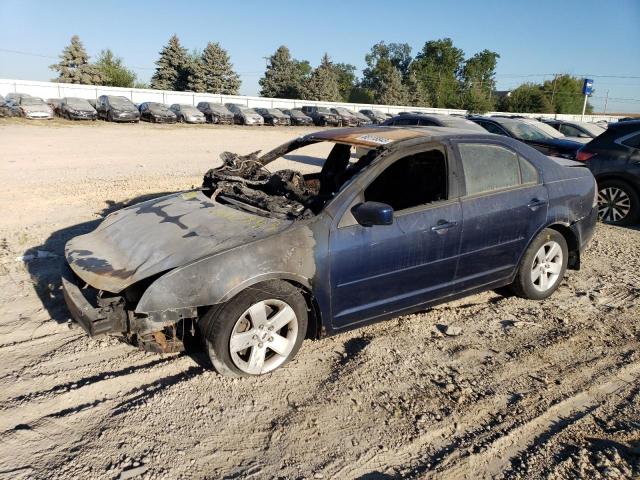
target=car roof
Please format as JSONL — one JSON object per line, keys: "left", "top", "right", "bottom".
{"left": 303, "top": 126, "right": 484, "bottom": 148}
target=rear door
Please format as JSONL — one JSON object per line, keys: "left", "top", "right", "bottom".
{"left": 452, "top": 140, "right": 547, "bottom": 292}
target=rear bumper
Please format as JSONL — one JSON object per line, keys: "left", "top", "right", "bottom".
{"left": 61, "top": 264, "right": 126, "bottom": 336}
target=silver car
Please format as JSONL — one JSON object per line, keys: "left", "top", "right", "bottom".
{"left": 225, "top": 104, "right": 264, "bottom": 125}
{"left": 170, "top": 104, "right": 206, "bottom": 124}
{"left": 7, "top": 95, "right": 54, "bottom": 119}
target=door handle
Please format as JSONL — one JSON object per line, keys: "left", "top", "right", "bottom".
{"left": 431, "top": 220, "right": 458, "bottom": 234}
{"left": 527, "top": 199, "right": 547, "bottom": 210}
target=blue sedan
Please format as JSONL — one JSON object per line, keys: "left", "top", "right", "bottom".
{"left": 62, "top": 126, "right": 598, "bottom": 377}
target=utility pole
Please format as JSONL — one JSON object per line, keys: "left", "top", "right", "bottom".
{"left": 550, "top": 74, "right": 558, "bottom": 106}
{"left": 603, "top": 90, "right": 609, "bottom": 115}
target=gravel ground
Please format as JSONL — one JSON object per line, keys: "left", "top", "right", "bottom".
{"left": 0, "top": 119, "right": 638, "bottom": 480}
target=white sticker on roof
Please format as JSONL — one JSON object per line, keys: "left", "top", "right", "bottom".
{"left": 356, "top": 134, "right": 391, "bottom": 144}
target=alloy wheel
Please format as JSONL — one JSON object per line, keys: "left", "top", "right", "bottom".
{"left": 598, "top": 187, "right": 631, "bottom": 223}
{"left": 229, "top": 299, "right": 298, "bottom": 375}
{"left": 530, "top": 241, "right": 563, "bottom": 292}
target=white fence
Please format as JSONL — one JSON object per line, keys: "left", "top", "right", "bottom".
{"left": 0, "top": 78, "right": 624, "bottom": 123}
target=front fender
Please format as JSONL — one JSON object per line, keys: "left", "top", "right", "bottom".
{"left": 135, "top": 224, "right": 317, "bottom": 314}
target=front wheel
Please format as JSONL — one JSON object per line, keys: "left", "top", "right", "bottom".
{"left": 510, "top": 228, "right": 568, "bottom": 300}
{"left": 597, "top": 180, "right": 639, "bottom": 226}
{"left": 199, "top": 281, "right": 308, "bottom": 377}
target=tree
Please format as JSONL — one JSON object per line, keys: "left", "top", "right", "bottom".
{"left": 150, "top": 35, "right": 190, "bottom": 91}
{"left": 259, "top": 46, "right": 309, "bottom": 99}
{"left": 302, "top": 54, "right": 341, "bottom": 101}
{"left": 95, "top": 49, "right": 136, "bottom": 88}
{"left": 187, "top": 42, "right": 240, "bottom": 94}
{"left": 542, "top": 74, "right": 592, "bottom": 114}
{"left": 361, "top": 42, "right": 411, "bottom": 105}
{"left": 460, "top": 49, "right": 499, "bottom": 112}
{"left": 374, "top": 63, "right": 408, "bottom": 105}
{"left": 405, "top": 69, "right": 429, "bottom": 107}
{"left": 50, "top": 35, "right": 105, "bottom": 85}
{"left": 363, "top": 42, "right": 413, "bottom": 83}
{"left": 331, "top": 63, "right": 357, "bottom": 101}
{"left": 503, "top": 83, "right": 553, "bottom": 113}
{"left": 412, "top": 38, "right": 465, "bottom": 108}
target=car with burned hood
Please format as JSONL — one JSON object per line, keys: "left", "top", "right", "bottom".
{"left": 169, "top": 104, "right": 206, "bottom": 124}
{"left": 281, "top": 108, "right": 313, "bottom": 126}
{"left": 5, "top": 95, "right": 54, "bottom": 119}
{"left": 58, "top": 97, "right": 97, "bottom": 120}
{"left": 224, "top": 103, "right": 264, "bottom": 125}
{"left": 196, "top": 102, "right": 234, "bottom": 124}
{"left": 255, "top": 108, "right": 291, "bottom": 126}
{"left": 301, "top": 106, "right": 341, "bottom": 127}
{"left": 96, "top": 95, "right": 140, "bottom": 122}
{"left": 62, "top": 126, "right": 597, "bottom": 377}
{"left": 138, "top": 102, "right": 177, "bottom": 123}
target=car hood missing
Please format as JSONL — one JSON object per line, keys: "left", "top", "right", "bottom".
{"left": 65, "top": 192, "right": 291, "bottom": 293}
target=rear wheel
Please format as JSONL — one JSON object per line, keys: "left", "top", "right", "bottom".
{"left": 200, "top": 281, "right": 308, "bottom": 377}
{"left": 597, "top": 180, "right": 639, "bottom": 226}
{"left": 510, "top": 228, "right": 568, "bottom": 300}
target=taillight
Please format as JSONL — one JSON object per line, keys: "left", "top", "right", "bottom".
{"left": 576, "top": 150, "right": 595, "bottom": 162}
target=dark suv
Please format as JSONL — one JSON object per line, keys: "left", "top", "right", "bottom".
{"left": 96, "top": 95, "right": 140, "bottom": 122}
{"left": 300, "top": 106, "right": 341, "bottom": 127}
{"left": 576, "top": 120, "right": 640, "bottom": 225}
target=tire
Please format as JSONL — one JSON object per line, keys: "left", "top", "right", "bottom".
{"left": 199, "top": 281, "right": 308, "bottom": 377}
{"left": 597, "top": 179, "right": 639, "bottom": 226}
{"left": 510, "top": 228, "right": 568, "bottom": 300}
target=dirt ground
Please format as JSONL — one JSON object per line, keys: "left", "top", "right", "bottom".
{"left": 0, "top": 119, "right": 638, "bottom": 480}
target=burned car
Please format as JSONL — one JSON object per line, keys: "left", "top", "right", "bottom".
{"left": 255, "top": 108, "right": 291, "bottom": 126}
{"left": 330, "top": 107, "right": 361, "bottom": 127}
{"left": 360, "top": 109, "right": 388, "bottom": 124}
{"left": 301, "top": 106, "right": 341, "bottom": 126}
{"left": 58, "top": 97, "right": 97, "bottom": 120}
{"left": 169, "top": 104, "right": 206, "bottom": 124}
{"left": 138, "top": 102, "right": 177, "bottom": 123}
{"left": 196, "top": 102, "right": 234, "bottom": 124}
{"left": 6, "top": 95, "right": 54, "bottom": 119}
{"left": 63, "top": 126, "right": 597, "bottom": 377}
{"left": 281, "top": 108, "right": 313, "bottom": 126}
{"left": 224, "top": 104, "right": 264, "bottom": 125}
{"left": 96, "top": 95, "right": 140, "bottom": 122}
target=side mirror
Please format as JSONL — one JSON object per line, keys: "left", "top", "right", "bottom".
{"left": 351, "top": 202, "right": 394, "bottom": 227}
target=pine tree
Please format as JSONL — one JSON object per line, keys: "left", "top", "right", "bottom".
{"left": 259, "top": 46, "right": 308, "bottom": 99}
{"left": 50, "top": 35, "right": 104, "bottom": 85}
{"left": 302, "top": 54, "right": 341, "bottom": 102}
{"left": 375, "top": 63, "right": 408, "bottom": 105}
{"left": 188, "top": 42, "right": 240, "bottom": 94}
{"left": 95, "top": 49, "right": 136, "bottom": 88}
{"left": 150, "top": 35, "right": 190, "bottom": 91}
{"left": 405, "top": 70, "right": 429, "bottom": 107}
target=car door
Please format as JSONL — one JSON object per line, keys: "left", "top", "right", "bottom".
{"left": 452, "top": 140, "right": 547, "bottom": 292}
{"left": 329, "top": 143, "right": 462, "bottom": 329}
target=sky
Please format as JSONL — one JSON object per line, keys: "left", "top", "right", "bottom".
{"left": 1, "top": 0, "right": 639, "bottom": 113}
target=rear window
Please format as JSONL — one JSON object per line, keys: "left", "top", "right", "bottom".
{"left": 458, "top": 143, "right": 537, "bottom": 195}
{"left": 621, "top": 133, "right": 640, "bottom": 149}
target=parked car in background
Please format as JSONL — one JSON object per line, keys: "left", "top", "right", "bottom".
{"left": 543, "top": 119, "right": 606, "bottom": 140}
{"left": 469, "top": 116, "right": 583, "bottom": 159}
{"left": 62, "top": 126, "right": 597, "bottom": 377}
{"left": 354, "top": 110, "right": 373, "bottom": 125}
{"left": 300, "top": 106, "right": 341, "bottom": 126}
{"left": 255, "top": 108, "right": 291, "bottom": 126}
{"left": 96, "top": 95, "right": 140, "bottom": 122}
{"left": 6, "top": 95, "right": 54, "bottom": 119}
{"left": 138, "top": 102, "right": 177, "bottom": 124}
{"left": 225, "top": 104, "right": 264, "bottom": 125}
{"left": 330, "top": 107, "right": 362, "bottom": 127}
{"left": 575, "top": 119, "right": 640, "bottom": 225}
{"left": 197, "top": 102, "right": 234, "bottom": 124}
{"left": 58, "top": 97, "right": 97, "bottom": 120}
{"left": 47, "top": 98, "right": 62, "bottom": 113}
{"left": 281, "top": 109, "right": 313, "bottom": 126}
{"left": 360, "top": 109, "right": 388, "bottom": 124}
{"left": 0, "top": 94, "right": 11, "bottom": 117}
{"left": 169, "top": 104, "right": 206, "bottom": 124}
{"left": 383, "top": 113, "right": 486, "bottom": 132}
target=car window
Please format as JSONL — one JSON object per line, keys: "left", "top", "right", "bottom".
{"left": 479, "top": 121, "right": 506, "bottom": 135}
{"left": 458, "top": 143, "right": 522, "bottom": 195}
{"left": 519, "top": 157, "right": 539, "bottom": 184}
{"left": 393, "top": 117, "right": 417, "bottom": 126}
{"left": 418, "top": 118, "right": 437, "bottom": 126}
{"left": 559, "top": 124, "right": 583, "bottom": 137}
{"left": 621, "top": 133, "right": 640, "bottom": 149}
{"left": 364, "top": 149, "right": 447, "bottom": 212}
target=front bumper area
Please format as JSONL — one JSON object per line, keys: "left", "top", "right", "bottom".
{"left": 61, "top": 264, "right": 126, "bottom": 336}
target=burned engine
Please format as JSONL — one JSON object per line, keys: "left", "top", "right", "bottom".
{"left": 202, "top": 151, "right": 323, "bottom": 219}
